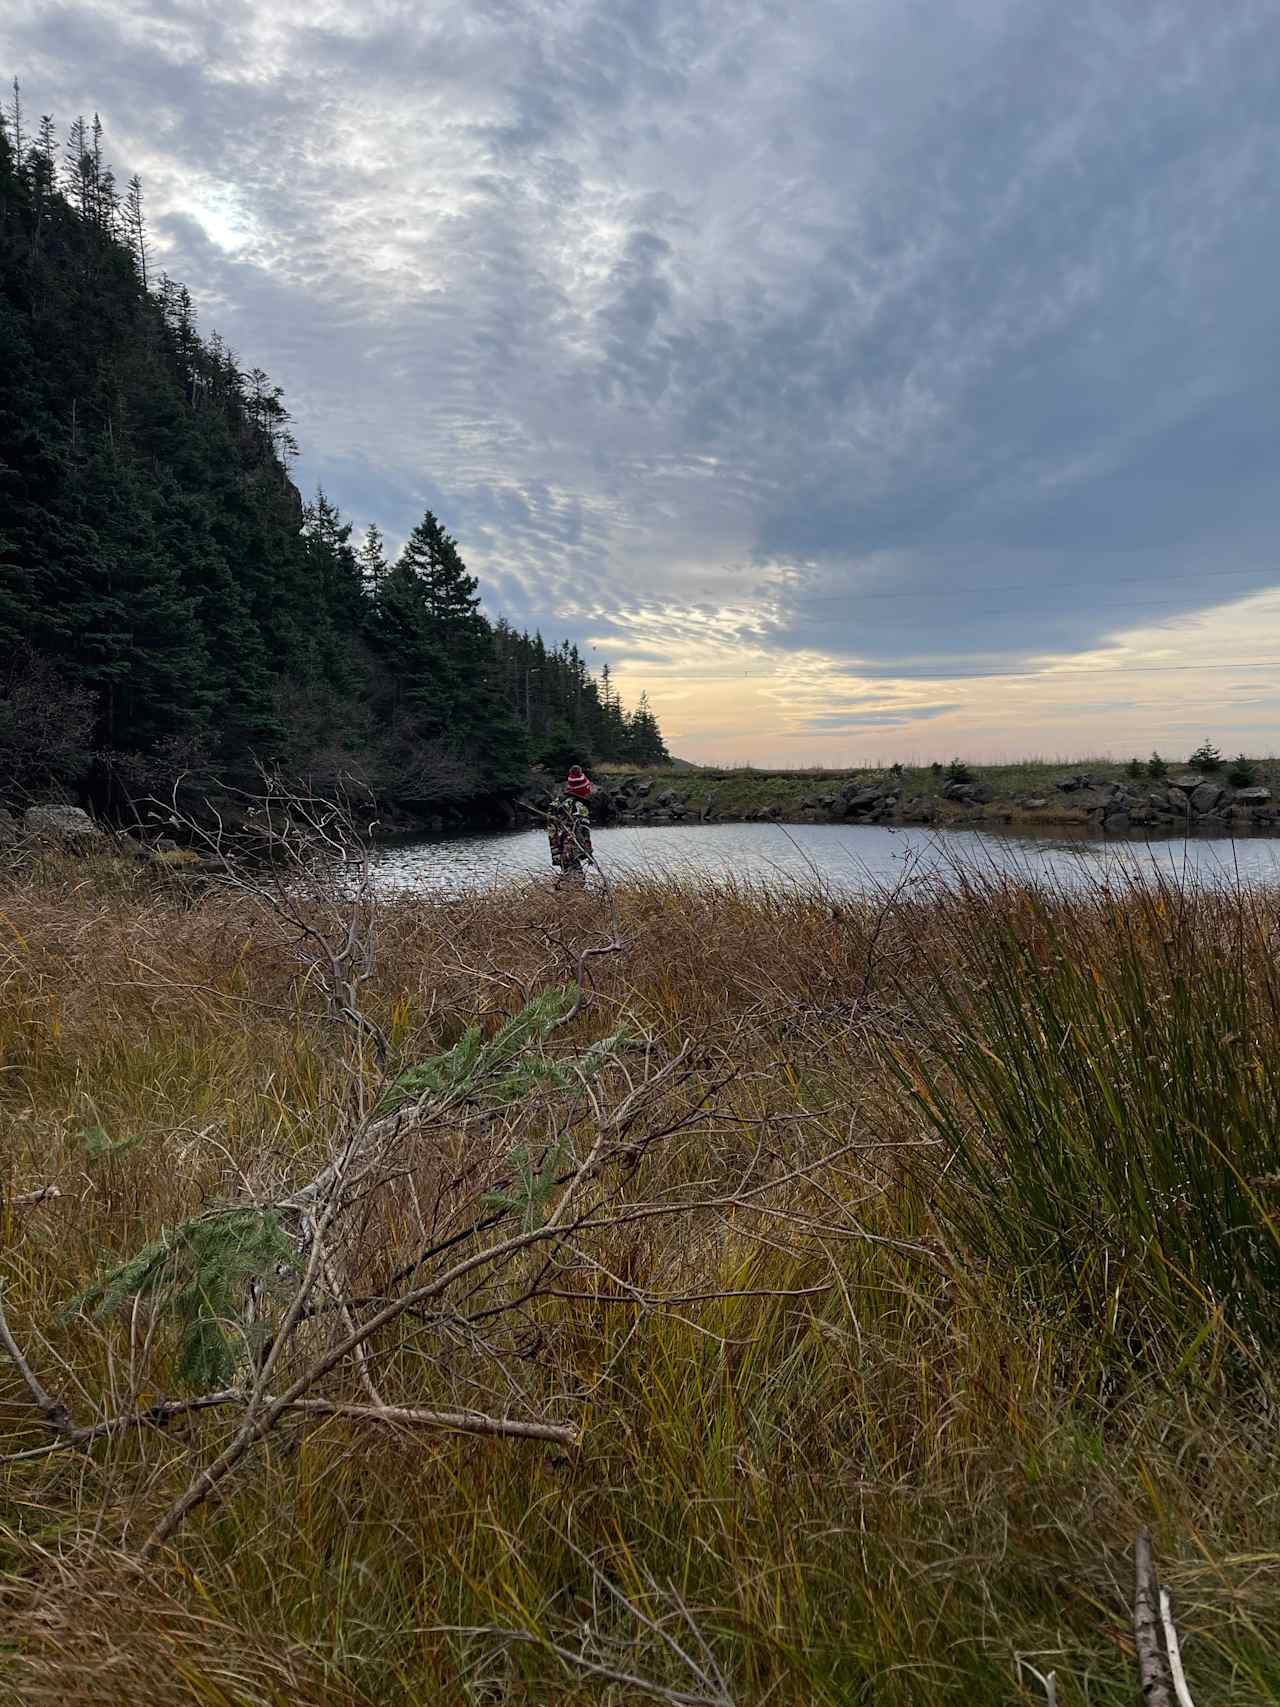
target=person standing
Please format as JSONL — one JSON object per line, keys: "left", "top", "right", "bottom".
{"left": 547, "top": 766, "right": 594, "bottom": 885}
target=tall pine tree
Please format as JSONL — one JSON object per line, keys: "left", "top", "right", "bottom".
{"left": 0, "top": 90, "right": 667, "bottom": 809}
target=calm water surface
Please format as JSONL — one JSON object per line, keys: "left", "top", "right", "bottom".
{"left": 374, "top": 821, "right": 1280, "bottom": 896}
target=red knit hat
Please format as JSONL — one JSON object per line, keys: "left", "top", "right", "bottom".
{"left": 565, "top": 766, "right": 593, "bottom": 799}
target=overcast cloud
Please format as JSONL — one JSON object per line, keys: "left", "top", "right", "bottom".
{"left": 8, "top": 0, "right": 1280, "bottom": 759}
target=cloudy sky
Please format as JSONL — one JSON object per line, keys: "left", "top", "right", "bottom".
{"left": 9, "top": 0, "right": 1280, "bottom": 762}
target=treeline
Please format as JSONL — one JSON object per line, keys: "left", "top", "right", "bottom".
{"left": 491, "top": 624, "right": 668, "bottom": 771}
{"left": 0, "top": 87, "right": 667, "bottom": 812}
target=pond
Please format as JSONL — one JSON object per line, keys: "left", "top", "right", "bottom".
{"left": 373, "top": 820, "right": 1280, "bottom": 896}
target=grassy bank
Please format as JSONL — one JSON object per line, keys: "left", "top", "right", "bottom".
{"left": 598, "top": 755, "right": 1280, "bottom": 828}
{"left": 2, "top": 850, "right": 1279, "bottom": 1703}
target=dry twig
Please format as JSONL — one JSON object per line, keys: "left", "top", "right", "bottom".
{"left": 0, "top": 1279, "right": 73, "bottom": 1435}
{"left": 1134, "top": 1527, "right": 1174, "bottom": 1707}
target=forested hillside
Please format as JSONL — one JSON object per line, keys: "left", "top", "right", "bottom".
{"left": 0, "top": 89, "right": 667, "bottom": 815}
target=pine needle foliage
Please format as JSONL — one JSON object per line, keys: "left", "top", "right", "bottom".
{"left": 481, "top": 1136, "right": 574, "bottom": 1230}
{"left": 80, "top": 1123, "right": 145, "bottom": 1161}
{"left": 68, "top": 1208, "right": 296, "bottom": 1389}
{"left": 379, "top": 986, "right": 628, "bottom": 1113}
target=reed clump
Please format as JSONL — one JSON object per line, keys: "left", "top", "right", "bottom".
{"left": 1, "top": 855, "right": 1278, "bottom": 1704}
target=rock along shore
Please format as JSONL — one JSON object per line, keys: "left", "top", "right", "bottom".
{"left": 531, "top": 768, "right": 1280, "bottom": 836}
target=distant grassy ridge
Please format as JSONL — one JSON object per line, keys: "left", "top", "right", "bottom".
{"left": 2, "top": 850, "right": 1279, "bottom": 1702}
{"left": 598, "top": 755, "right": 1280, "bottom": 827}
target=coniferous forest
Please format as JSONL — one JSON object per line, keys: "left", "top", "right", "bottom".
{"left": 0, "top": 89, "right": 668, "bottom": 818}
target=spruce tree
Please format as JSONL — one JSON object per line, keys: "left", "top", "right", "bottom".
{"left": 0, "top": 84, "right": 665, "bottom": 805}
{"left": 357, "top": 523, "right": 388, "bottom": 594}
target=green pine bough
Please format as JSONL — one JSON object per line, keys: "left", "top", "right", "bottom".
{"left": 68, "top": 988, "right": 630, "bottom": 1391}
{"left": 378, "top": 985, "right": 629, "bottom": 1113}
{"left": 67, "top": 1208, "right": 297, "bottom": 1390}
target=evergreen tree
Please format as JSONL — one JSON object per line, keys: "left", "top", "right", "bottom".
{"left": 625, "top": 692, "right": 670, "bottom": 766}
{"left": 0, "top": 86, "right": 667, "bottom": 809}
{"left": 357, "top": 523, "right": 388, "bottom": 594}
{"left": 124, "top": 174, "right": 148, "bottom": 289}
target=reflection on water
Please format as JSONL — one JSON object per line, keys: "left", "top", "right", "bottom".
{"left": 373, "top": 821, "right": 1280, "bottom": 896}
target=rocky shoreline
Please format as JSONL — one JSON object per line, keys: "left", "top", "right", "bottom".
{"left": 9, "top": 768, "right": 1278, "bottom": 864}
{"left": 569, "top": 769, "right": 1279, "bottom": 835}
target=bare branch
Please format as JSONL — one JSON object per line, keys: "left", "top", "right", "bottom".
{"left": 444, "top": 1627, "right": 732, "bottom": 1707}
{"left": 1159, "top": 1588, "right": 1196, "bottom": 1707}
{"left": 1, "top": 1387, "right": 576, "bottom": 1466}
{"left": 0, "top": 1279, "right": 74, "bottom": 1435}
{"left": 265, "top": 1396, "right": 576, "bottom": 1445}
{"left": 1134, "top": 1527, "right": 1174, "bottom": 1707}
{"left": 5, "top": 1185, "right": 62, "bottom": 1206}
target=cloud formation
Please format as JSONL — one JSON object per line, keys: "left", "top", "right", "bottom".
{"left": 10, "top": 0, "right": 1280, "bottom": 758}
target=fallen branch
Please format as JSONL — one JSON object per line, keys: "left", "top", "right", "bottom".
{"left": 267, "top": 1396, "right": 576, "bottom": 1446}
{"left": 0, "top": 1279, "right": 73, "bottom": 1435}
{"left": 447, "top": 1628, "right": 727, "bottom": 1707}
{"left": 0, "top": 1389, "right": 242, "bottom": 1464}
{"left": 1134, "top": 1526, "right": 1174, "bottom": 1707}
{"left": 1, "top": 1386, "right": 576, "bottom": 1466}
{"left": 6, "top": 1185, "right": 62, "bottom": 1206}
{"left": 1159, "top": 1588, "right": 1196, "bottom": 1707}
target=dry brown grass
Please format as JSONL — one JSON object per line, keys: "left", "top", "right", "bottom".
{"left": 2, "top": 853, "right": 1279, "bottom": 1703}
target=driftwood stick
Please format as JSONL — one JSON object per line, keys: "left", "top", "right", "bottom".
{"left": 1, "top": 1387, "right": 577, "bottom": 1467}
{"left": 1134, "top": 1526, "right": 1174, "bottom": 1707}
{"left": 267, "top": 1397, "right": 577, "bottom": 1445}
{"left": 1159, "top": 1588, "right": 1196, "bottom": 1707}
{"left": 0, "top": 1280, "right": 73, "bottom": 1434}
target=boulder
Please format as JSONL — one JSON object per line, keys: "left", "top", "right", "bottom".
{"left": 1023, "top": 797, "right": 1049, "bottom": 810}
{"left": 23, "top": 804, "right": 103, "bottom": 842}
{"left": 899, "top": 798, "right": 937, "bottom": 824}
{"left": 1232, "top": 786, "right": 1272, "bottom": 804}
{"left": 943, "top": 781, "right": 994, "bottom": 804}
{"left": 843, "top": 785, "right": 885, "bottom": 812}
{"left": 0, "top": 807, "right": 18, "bottom": 848}
{"left": 634, "top": 780, "right": 652, "bottom": 798}
{"left": 1190, "top": 783, "right": 1224, "bottom": 814}
{"left": 1168, "top": 773, "right": 1205, "bottom": 793}
{"left": 1166, "top": 789, "right": 1192, "bottom": 813}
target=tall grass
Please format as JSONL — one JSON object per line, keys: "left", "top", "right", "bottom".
{"left": 896, "top": 873, "right": 1280, "bottom": 1353}
{"left": 1, "top": 854, "right": 1278, "bottom": 1703}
